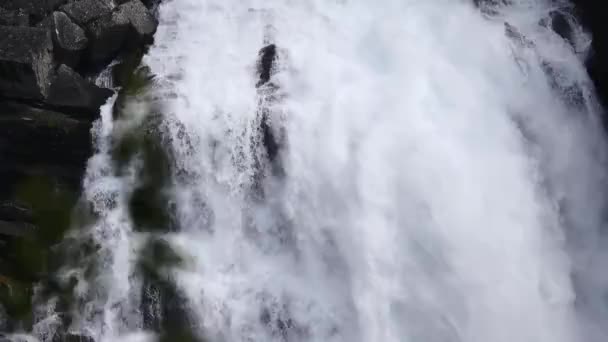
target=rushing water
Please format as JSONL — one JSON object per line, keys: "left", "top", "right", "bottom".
{"left": 5, "top": 0, "right": 608, "bottom": 341}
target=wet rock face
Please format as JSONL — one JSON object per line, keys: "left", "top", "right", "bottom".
{"left": 0, "top": 0, "right": 159, "bottom": 243}
{"left": 473, "top": 0, "right": 608, "bottom": 121}
{"left": 570, "top": 0, "right": 608, "bottom": 109}
{"left": 0, "top": 14, "right": 159, "bottom": 337}
{"left": 47, "top": 64, "right": 114, "bottom": 112}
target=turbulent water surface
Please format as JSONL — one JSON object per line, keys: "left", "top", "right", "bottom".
{"left": 6, "top": 0, "right": 608, "bottom": 341}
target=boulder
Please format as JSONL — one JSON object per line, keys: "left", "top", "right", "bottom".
{"left": 0, "top": 26, "right": 53, "bottom": 100}
{"left": 0, "top": 7, "right": 29, "bottom": 26}
{"left": 86, "top": 10, "right": 130, "bottom": 65}
{"left": 120, "top": 2, "right": 157, "bottom": 40}
{"left": 50, "top": 11, "right": 88, "bottom": 67}
{"left": 59, "top": 0, "right": 112, "bottom": 26}
{"left": 47, "top": 64, "right": 113, "bottom": 113}
{"left": 117, "top": 0, "right": 158, "bottom": 42}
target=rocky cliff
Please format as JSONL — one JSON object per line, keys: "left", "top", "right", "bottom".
{"left": 0, "top": 0, "right": 158, "bottom": 334}
{"left": 0, "top": 0, "right": 157, "bottom": 230}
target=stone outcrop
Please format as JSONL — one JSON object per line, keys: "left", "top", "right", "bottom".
{"left": 0, "top": 0, "right": 158, "bottom": 237}
{"left": 59, "top": 0, "right": 113, "bottom": 26}
{"left": 1, "top": 0, "right": 65, "bottom": 17}
{"left": 571, "top": 0, "right": 608, "bottom": 111}
{"left": 49, "top": 11, "right": 89, "bottom": 67}
{"left": 47, "top": 64, "right": 113, "bottom": 112}
{"left": 86, "top": 9, "right": 131, "bottom": 65}
{"left": 0, "top": 26, "right": 53, "bottom": 100}
{"left": 474, "top": 0, "right": 608, "bottom": 116}
{"left": 0, "top": 0, "right": 159, "bottom": 336}
{"left": 0, "top": 7, "right": 29, "bottom": 26}
{"left": 0, "top": 101, "right": 94, "bottom": 180}
{"left": 118, "top": 0, "right": 158, "bottom": 42}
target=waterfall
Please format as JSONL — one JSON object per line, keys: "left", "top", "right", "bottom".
{"left": 6, "top": 0, "right": 608, "bottom": 341}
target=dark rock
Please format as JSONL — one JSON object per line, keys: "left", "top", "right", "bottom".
{"left": 63, "top": 333, "right": 95, "bottom": 342}
{"left": 115, "top": 0, "right": 158, "bottom": 9}
{"left": 550, "top": 10, "right": 573, "bottom": 45}
{"left": 571, "top": 0, "right": 608, "bottom": 111}
{"left": 50, "top": 11, "right": 88, "bottom": 67}
{"left": 117, "top": 0, "right": 158, "bottom": 42}
{"left": 60, "top": 0, "right": 112, "bottom": 26}
{"left": 35, "top": 13, "right": 54, "bottom": 29}
{"left": 47, "top": 64, "right": 113, "bottom": 113}
{"left": 1, "top": 0, "right": 67, "bottom": 17}
{"left": 85, "top": 10, "right": 130, "bottom": 65}
{"left": 0, "top": 26, "right": 53, "bottom": 100}
{"left": 0, "top": 101, "right": 93, "bottom": 187}
{"left": 0, "top": 201, "right": 33, "bottom": 222}
{"left": 257, "top": 44, "right": 277, "bottom": 87}
{"left": 0, "top": 7, "right": 29, "bottom": 26}
{"left": 0, "top": 220, "right": 35, "bottom": 237}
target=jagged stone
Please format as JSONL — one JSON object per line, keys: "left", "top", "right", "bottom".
{"left": 59, "top": 0, "right": 112, "bottom": 26}
{"left": 47, "top": 64, "right": 113, "bottom": 112}
{"left": 86, "top": 10, "right": 130, "bottom": 65}
{"left": 0, "top": 7, "right": 29, "bottom": 26}
{"left": 117, "top": 0, "right": 158, "bottom": 42}
{"left": 0, "top": 26, "right": 53, "bottom": 100}
{"left": 51, "top": 11, "right": 88, "bottom": 67}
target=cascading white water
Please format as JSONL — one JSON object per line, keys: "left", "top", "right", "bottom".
{"left": 140, "top": 0, "right": 608, "bottom": 341}
{"left": 10, "top": 0, "right": 608, "bottom": 341}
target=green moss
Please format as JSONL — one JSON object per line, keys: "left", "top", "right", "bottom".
{"left": 0, "top": 277, "right": 33, "bottom": 327}
{"left": 129, "top": 184, "right": 173, "bottom": 233}
{"left": 0, "top": 176, "right": 80, "bottom": 329}
{"left": 158, "top": 329, "right": 205, "bottom": 342}
{"left": 110, "top": 109, "right": 175, "bottom": 233}
{"left": 6, "top": 237, "right": 48, "bottom": 278}
{"left": 15, "top": 177, "right": 77, "bottom": 246}
{"left": 112, "top": 49, "right": 156, "bottom": 122}
{"left": 137, "top": 237, "right": 183, "bottom": 281}
{"left": 112, "top": 129, "right": 145, "bottom": 169}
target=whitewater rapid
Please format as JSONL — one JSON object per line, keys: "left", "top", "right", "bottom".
{"left": 11, "top": 0, "right": 608, "bottom": 342}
